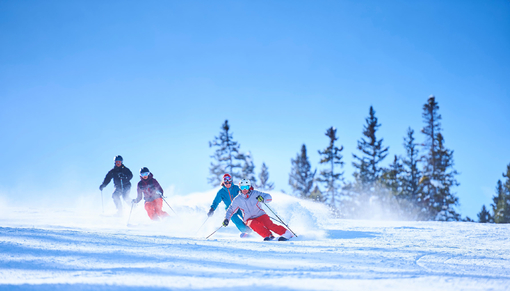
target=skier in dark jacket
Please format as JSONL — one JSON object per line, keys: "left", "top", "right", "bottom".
{"left": 132, "top": 167, "right": 169, "bottom": 221}
{"left": 99, "top": 155, "right": 133, "bottom": 214}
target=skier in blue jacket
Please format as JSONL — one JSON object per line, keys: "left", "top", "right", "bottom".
{"left": 208, "top": 173, "right": 251, "bottom": 237}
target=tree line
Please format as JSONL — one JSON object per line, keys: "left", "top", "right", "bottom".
{"left": 208, "top": 96, "right": 510, "bottom": 222}
{"left": 477, "top": 164, "right": 510, "bottom": 224}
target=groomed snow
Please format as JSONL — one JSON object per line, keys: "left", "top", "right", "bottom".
{"left": 0, "top": 190, "right": 509, "bottom": 290}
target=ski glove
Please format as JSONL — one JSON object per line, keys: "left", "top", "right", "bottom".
{"left": 257, "top": 195, "right": 264, "bottom": 202}
{"left": 99, "top": 184, "right": 105, "bottom": 191}
{"left": 222, "top": 219, "right": 229, "bottom": 227}
{"left": 207, "top": 208, "right": 214, "bottom": 217}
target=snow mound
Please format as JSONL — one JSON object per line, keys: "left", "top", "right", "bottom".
{"left": 7, "top": 189, "right": 332, "bottom": 240}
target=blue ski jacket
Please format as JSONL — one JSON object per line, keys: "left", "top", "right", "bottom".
{"left": 210, "top": 184, "right": 241, "bottom": 211}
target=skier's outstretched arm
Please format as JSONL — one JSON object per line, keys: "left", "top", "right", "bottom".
{"left": 100, "top": 170, "right": 113, "bottom": 190}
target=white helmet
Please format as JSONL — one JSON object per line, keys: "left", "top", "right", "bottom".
{"left": 239, "top": 179, "right": 251, "bottom": 188}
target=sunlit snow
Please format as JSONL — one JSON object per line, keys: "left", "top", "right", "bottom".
{"left": 0, "top": 190, "right": 509, "bottom": 290}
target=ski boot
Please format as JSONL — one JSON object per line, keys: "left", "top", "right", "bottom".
{"left": 263, "top": 234, "right": 275, "bottom": 241}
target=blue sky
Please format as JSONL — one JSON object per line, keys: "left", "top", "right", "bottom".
{"left": 1, "top": 0, "right": 509, "bottom": 219}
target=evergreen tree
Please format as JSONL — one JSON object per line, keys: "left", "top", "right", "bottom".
{"left": 477, "top": 205, "right": 491, "bottom": 223}
{"left": 341, "top": 107, "right": 389, "bottom": 219}
{"left": 381, "top": 155, "right": 404, "bottom": 196}
{"left": 419, "top": 96, "right": 460, "bottom": 221}
{"left": 258, "top": 162, "right": 275, "bottom": 191}
{"left": 401, "top": 128, "right": 421, "bottom": 204}
{"left": 241, "top": 151, "right": 257, "bottom": 186}
{"left": 380, "top": 155, "right": 418, "bottom": 220}
{"left": 491, "top": 180, "right": 503, "bottom": 223}
{"left": 494, "top": 164, "right": 510, "bottom": 223}
{"left": 317, "top": 127, "right": 344, "bottom": 208}
{"left": 289, "top": 144, "right": 316, "bottom": 199}
{"left": 352, "top": 106, "right": 389, "bottom": 188}
{"left": 208, "top": 120, "right": 244, "bottom": 186}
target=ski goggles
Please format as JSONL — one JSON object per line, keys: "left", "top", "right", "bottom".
{"left": 140, "top": 172, "right": 150, "bottom": 177}
{"left": 240, "top": 185, "right": 250, "bottom": 191}
{"left": 223, "top": 176, "right": 232, "bottom": 182}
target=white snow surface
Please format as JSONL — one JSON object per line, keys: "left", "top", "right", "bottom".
{"left": 0, "top": 190, "right": 509, "bottom": 290}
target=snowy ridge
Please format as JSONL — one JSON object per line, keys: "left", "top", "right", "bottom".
{"left": 0, "top": 190, "right": 509, "bottom": 290}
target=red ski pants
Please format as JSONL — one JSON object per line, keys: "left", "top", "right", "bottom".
{"left": 144, "top": 198, "right": 169, "bottom": 221}
{"left": 246, "top": 214, "right": 287, "bottom": 238}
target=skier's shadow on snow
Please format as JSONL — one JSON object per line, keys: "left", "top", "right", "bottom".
{"left": 327, "top": 230, "right": 378, "bottom": 239}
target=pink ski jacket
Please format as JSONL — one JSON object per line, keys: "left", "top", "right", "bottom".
{"left": 225, "top": 190, "right": 272, "bottom": 222}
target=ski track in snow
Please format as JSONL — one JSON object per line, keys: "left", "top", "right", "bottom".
{"left": 0, "top": 191, "right": 509, "bottom": 290}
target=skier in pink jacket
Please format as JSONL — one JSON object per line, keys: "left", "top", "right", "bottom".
{"left": 223, "top": 179, "right": 294, "bottom": 241}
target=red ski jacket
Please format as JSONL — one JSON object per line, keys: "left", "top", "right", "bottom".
{"left": 135, "top": 173, "right": 164, "bottom": 203}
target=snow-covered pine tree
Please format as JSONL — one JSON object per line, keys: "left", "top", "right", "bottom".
{"left": 258, "top": 162, "right": 275, "bottom": 191}
{"left": 316, "top": 127, "right": 344, "bottom": 209}
{"left": 379, "top": 155, "right": 423, "bottom": 220}
{"left": 208, "top": 120, "right": 245, "bottom": 186}
{"left": 419, "top": 96, "right": 460, "bottom": 221}
{"left": 352, "top": 106, "right": 389, "bottom": 188}
{"left": 381, "top": 155, "right": 404, "bottom": 196}
{"left": 477, "top": 205, "right": 491, "bottom": 223}
{"left": 399, "top": 128, "right": 423, "bottom": 219}
{"left": 494, "top": 164, "right": 510, "bottom": 223}
{"left": 289, "top": 144, "right": 316, "bottom": 199}
{"left": 351, "top": 106, "right": 389, "bottom": 212}
{"left": 241, "top": 151, "right": 257, "bottom": 187}
{"left": 401, "top": 128, "right": 421, "bottom": 200}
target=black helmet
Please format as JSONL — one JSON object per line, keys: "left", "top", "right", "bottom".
{"left": 140, "top": 167, "right": 150, "bottom": 175}
{"left": 114, "top": 155, "right": 123, "bottom": 162}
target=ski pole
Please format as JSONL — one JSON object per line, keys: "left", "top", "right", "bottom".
{"left": 263, "top": 202, "right": 298, "bottom": 237}
{"left": 205, "top": 225, "right": 223, "bottom": 240}
{"left": 195, "top": 216, "right": 209, "bottom": 235}
{"left": 127, "top": 202, "right": 134, "bottom": 226}
{"left": 159, "top": 194, "right": 178, "bottom": 216}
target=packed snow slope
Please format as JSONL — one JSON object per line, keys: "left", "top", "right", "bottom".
{"left": 0, "top": 190, "right": 509, "bottom": 291}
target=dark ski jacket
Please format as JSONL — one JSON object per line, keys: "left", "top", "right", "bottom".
{"left": 135, "top": 173, "right": 164, "bottom": 203}
{"left": 101, "top": 165, "right": 133, "bottom": 191}
{"left": 210, "top": 183, "right": 241, "bottom": 211}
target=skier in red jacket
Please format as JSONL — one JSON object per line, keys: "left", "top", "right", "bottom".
{"left": 132, "top": 167, "right": 169, "bottom": 221}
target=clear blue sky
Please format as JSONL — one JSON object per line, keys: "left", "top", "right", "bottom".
{"left": 1, "top": 0, "right": 509, "bottom": 219}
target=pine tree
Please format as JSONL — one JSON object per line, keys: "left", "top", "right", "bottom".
{"left": 342, "top": 107, "right": 389, "bottom": 219}
{"left": 419, "top": 96, "right": 460, "bottom": 221}
{"left": 381, "top": 155, "right": 404, "bottom": 196}
{"left": 258, "top": 162, "right": 274, "bottom": 191}
{"left": 401, "top": 128, "right": 421, "bottom": 204}
{"left": 241, "top": 151, "right": 257, "bottom": 186}
{"left": 289, "top": 144, "right": 316, "bottom": 199}
{"left": 491, "top": 180, "right": 503, "bottom": 223}
{"left": 494, "top": 164, "right": 510, "bottom": 223}
{"left": 380, "top": 155, "right": 417, "bottom": 220}
{"left": 317, "top": 127, "right": 344, "bottom": 208}
{"left": 352, "top": 106, "right": 389, "bottom": 188}
{"left": 477, "top": 205, "right": 491, "bottom": 223}
{"left": 386, "top": 128, "right": 423, "bottom": 220}
{"left": 208, "top": 120, "right": 245, "bottom": 186}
